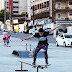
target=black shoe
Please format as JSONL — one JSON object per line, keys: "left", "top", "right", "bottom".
{"left": 45, "top": 60, "right": 48, "bottom": 65}
{"left": 46, "top": 63, "right": 48, "bottom": 65}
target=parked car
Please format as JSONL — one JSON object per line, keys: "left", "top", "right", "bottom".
{"left": 29, "top": 29, "right": 33, "bottom": 34}
{"left": 29, "top": 28, "right": 38, "bottom": 35}
{"left": 0, "top": 29, "right": 1, "bottom": 31}
{"left": 44, "top": 28, "right": 53, "bottom": 35}
{"left": 2, "top": 29, "right": 9, "bottom": 32}
{"left": 56, "top": 29, "right": 64, "bottom": 35}
{"left": 23, "top": 29, "right": 29, "bottom": 33}
{"left": 56, "top": 33, "right": 72, "bottom": 47}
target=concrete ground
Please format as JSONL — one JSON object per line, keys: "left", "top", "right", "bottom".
{"left": 0, "top": 35, "right": 72, "bottom": 72}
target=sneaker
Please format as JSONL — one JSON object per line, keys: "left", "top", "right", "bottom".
{"left": 7, "top": 45, "right": 11, "bottom": 47}
{"left": 45, "top": 59, "right": 48, "bottom": 65}
{"left": 6, "top": 44, "right": 9, "bottom": 47}
{"left": 4, "top": 44, "right": 6, "bottom": 45}
{"left": 46, "top": 63, "right": 48, "bottom": 65}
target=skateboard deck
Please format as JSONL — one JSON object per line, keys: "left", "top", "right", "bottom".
{"left": 32, "top": 64, "right": 51, "bottom": 68}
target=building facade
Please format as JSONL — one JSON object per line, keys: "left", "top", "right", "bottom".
{"left": 6, "top": 0, "right": 29, "bottom": 15}
{"left": 54, "top": 0, "right": 72, "bottom": 31}
{"left": 0, "top": 0, "right": 5, "bottom": 10}
{"left": 30, "top": 0, "right": 53, "bottom": 29}
{"left": 31, "top": 0, "right": 50, "bottom": 20}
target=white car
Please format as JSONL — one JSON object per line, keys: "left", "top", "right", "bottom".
{"left": 56, "top": 29, "right": 64, "bottom": 35}
{"left": 56, "top": 33, "right": 72, "bottom": 47}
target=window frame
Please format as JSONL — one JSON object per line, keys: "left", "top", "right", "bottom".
{"left": 58, "top": 2, "right": 61, "bottom": 9}
{"left": 69, "top": 2, "right": 72, "bottom": 5}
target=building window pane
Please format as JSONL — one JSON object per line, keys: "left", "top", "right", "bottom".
{"left": 69, "top": 2, "right": 72, "bottom": 5}
{"left": 58, "top": 2, "right": 61, "bottom": 9}
{"left": 69, "top": 13, "right": 72, "bottom": 15}
{"left": 58, "top": 13, "right": 61, "bottom": 18}
{"left": 13, "top": 1, "right": 19, "bottom": 3}
{"left": 13, "top": 11, "right": 19, "bottom": 13}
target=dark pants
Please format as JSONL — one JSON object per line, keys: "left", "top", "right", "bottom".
{"left": 33, "top": 44, "right": 48, "bottom": 64}
{"left": 6, "top": 39, "right": 9, "bottom": 45}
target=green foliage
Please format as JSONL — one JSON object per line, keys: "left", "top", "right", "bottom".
{"left": 21, "top": 12, "right": 28, "bottom": 15}
{"left": 0, "top": 9, "right": 9, "bottom": 23}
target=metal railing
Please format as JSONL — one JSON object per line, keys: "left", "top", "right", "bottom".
{"left": 34, "top": 7, "right": 49, "bottom": 14}
{"left": 57, "top": 6, "right": 66, "bottom": 9}
{"left": 57, "top": 17, "right": 66, "bottom": 20}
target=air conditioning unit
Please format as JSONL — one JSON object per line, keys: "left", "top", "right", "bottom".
{"left": 46, "top": 7, "right": 49, "bottom": 10}
{"left": 47, "top": 7, "right": 49, "bottom": 9}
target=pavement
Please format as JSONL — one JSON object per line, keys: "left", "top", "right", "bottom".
{"left": 0, "top": 34, "right": 72, "bottom": 72}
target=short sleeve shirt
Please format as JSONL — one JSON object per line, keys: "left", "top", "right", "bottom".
{"left": 6, "top": 35, "right": 10, "bottom": 39}
{"left": 33, "top": 31, "right": 49, "bottom": 45}
{"left": 3, "top": 32, "right": 7, "bottom": 38}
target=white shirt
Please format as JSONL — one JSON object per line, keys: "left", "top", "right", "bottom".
{"left": 3, "top": 32, "right": 7, "bottom": 38}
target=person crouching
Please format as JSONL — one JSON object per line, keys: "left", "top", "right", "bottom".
{"left": 6, "top": 34, "right": 11, "bottom": 47}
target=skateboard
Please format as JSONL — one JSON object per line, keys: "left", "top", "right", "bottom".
{"left": 32, "top": 64, "right": 51, "bottom": 68}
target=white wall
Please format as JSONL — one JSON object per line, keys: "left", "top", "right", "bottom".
{"left": 19, "top": 24, "right": 24, "bottom": 32}
{"left": 1, "top": 24, "right": 4, "bottom": 29}
{"left": 6, "top": 25, "right": 11, "bottom": 31}
{"left": 43, "top": 23, "right": 54, "bottom": 29}
{"left": 67, "top": 26, "right": 72, "bottom": 33}
{"left": 19, "top": 0, "right": 27, "bottom": 14}
{"left": 27, "top": 0, "right": 31, "bottom": 19}
{"left": 0, "top": 0, "right": 4, "bottom": 10}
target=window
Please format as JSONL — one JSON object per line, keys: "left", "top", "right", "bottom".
{"left": 64, "top": 35, "right": 72, "bottom": 38}
{"left": 13, "top": 1, "right": 19, "bottom": 3}
{"left": 58, "top": 13, "right": 61, "bottom": 18}
{"left": 13, "top": 11, "right": 19, "bottom": 13}
{"left": 69, "top": 2, "right": 72, "bottom": 5}
{"left": 58, "top": 2, "right": 61, "bottom": 9}
{"left": 13, "top": 6, "right": 19, "bottom": 8}
{"left": 47, "top": 1, "right": 49, "bottom": 7}
{"left": 69, "top": 13, "right": 72, "bottom": 16}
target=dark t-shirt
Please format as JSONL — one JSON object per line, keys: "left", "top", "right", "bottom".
{"left": 33, "top": 31, "right": 49, "bottom": 45}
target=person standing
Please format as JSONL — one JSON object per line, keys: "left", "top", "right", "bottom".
{"left": 20, "top": 25, "right": 61, "bottom": 65}
{"left": 3, "top": 30, "right": 7, "bottom": 45}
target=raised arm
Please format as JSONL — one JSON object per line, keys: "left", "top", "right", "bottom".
{"left": 49, "top": 25, "right": 61, "bottom": 33}
{"left": 20, "top": 35, "right": 34, "bottom": 41}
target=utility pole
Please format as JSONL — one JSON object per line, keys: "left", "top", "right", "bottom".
{"left": 32, "top": 1, "right": 35, "bottom": 35}
{"left": 10, "top": 6, "right": 12, "bottom": 32}
{"left": 33, "top": 1, "right": 35, "bottom": 27}
{"left": 4, "top": 0, "right": 6, "bottom": 29}
{"left": 53, "top": 0, "right": 57, "bottom": 38}
{"left": 10, "top": 5, "right": 11, "bottom": 31}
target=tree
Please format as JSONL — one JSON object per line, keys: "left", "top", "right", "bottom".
{"left": 0, "top": 9, "right": 9, "bottom": 23}
{"left": 21, "top": 12, "right": 28, "bottom": 15}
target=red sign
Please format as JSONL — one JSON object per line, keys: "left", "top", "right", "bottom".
{"left": 8, "top": 0, "right": 13, "bottom": 13}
